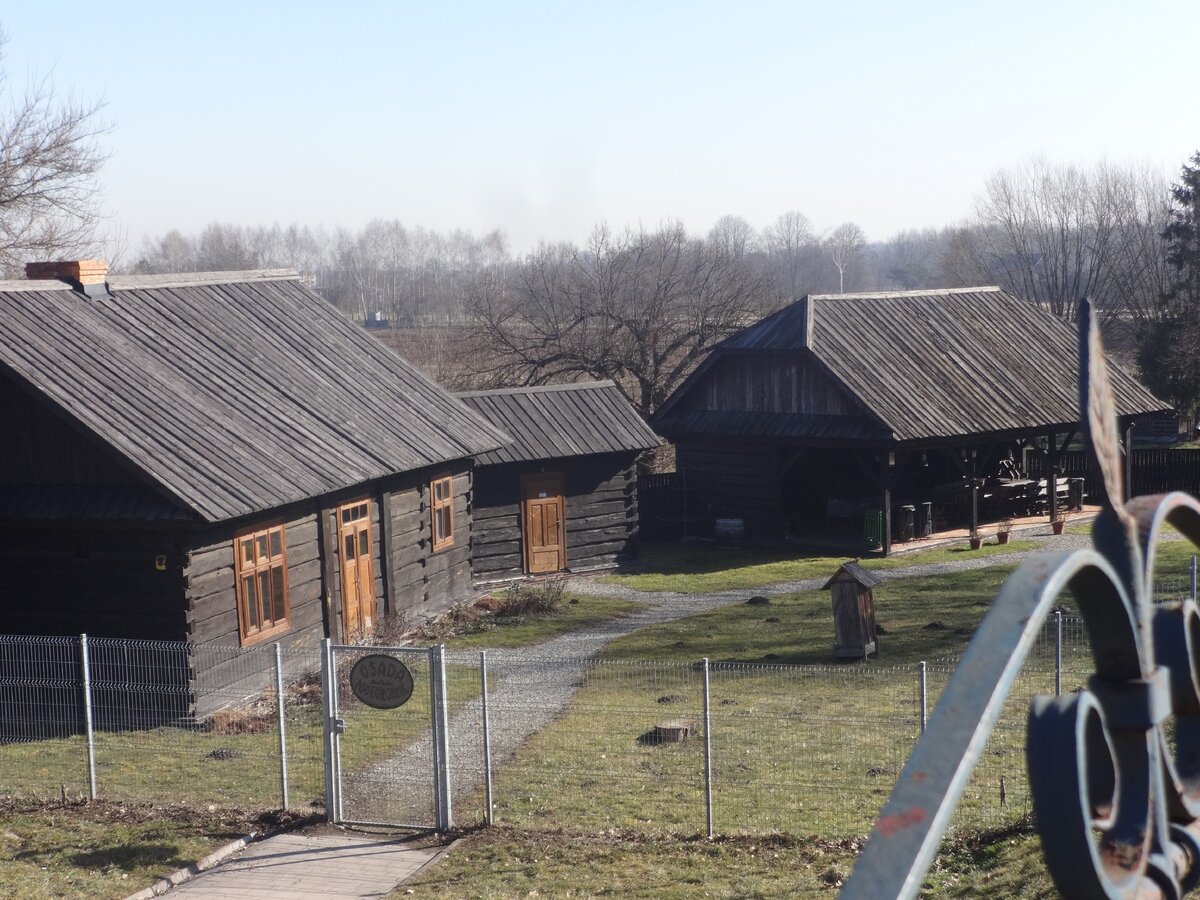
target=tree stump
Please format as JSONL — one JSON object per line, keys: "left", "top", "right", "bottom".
{"left": 654, "top": 719, "right": 696, "bottom": 743}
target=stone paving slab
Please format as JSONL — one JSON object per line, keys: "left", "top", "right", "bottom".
{"left": 164, "top": 832, "right": 440, "bottom": 899}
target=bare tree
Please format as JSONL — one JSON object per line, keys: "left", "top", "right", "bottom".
{"left": 826, "top": 222, "right": 866, "bottom": 293}
{"left": 969, "top": 157, "right": 1169, "bottom": 325}
{"left": 466, "top": 223, "right": 771, "bottom": 414}
{"left": 0, "top": 27, "right": 109, "bottom": 275}
{"left": 763, "top": 210, "right": 816, "bottom": 299}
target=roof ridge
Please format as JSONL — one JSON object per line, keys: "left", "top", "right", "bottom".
{"left": 807, "top": 286, "right": 1003, "bottom": 301}
{"left": 109, "top": 269, "right": 301, "bottom": 289}
{"left": 456, "top": 380, "right": 616, "bottom": 398}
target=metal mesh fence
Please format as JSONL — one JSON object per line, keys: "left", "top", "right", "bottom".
{"left": 0, "top": 602, "right": 1185, "bottom": 840}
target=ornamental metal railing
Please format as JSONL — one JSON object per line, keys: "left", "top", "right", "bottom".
{"left": 843, "top": 302, "right": 1200, "bottom": 899}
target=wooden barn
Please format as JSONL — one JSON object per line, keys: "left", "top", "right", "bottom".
{"left": 0, "top": 263, "right": 509, "bottom": 671}
{"left": 652, "top": 287, "right": 1169, "bottom": 554}
{"left": 457, "top": 382, "right": 660, "bottom": 583}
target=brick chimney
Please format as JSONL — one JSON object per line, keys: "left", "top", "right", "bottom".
{"left": 25, "top": 259, "right": 109, "bottom": 298}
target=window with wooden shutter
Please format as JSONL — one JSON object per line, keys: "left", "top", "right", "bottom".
{"left": 431, "top": 475, "right": 454, "bottom": 551}
{"left": 234, "top": 524, "right": 290, "bottom": 644}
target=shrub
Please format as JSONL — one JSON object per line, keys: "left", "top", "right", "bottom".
{"left": 495, "top": 577, "right": 566, "bottom": 618}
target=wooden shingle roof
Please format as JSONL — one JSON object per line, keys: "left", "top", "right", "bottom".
{"left": 0, "top": 271, "right": 509, "bottom": 523}
{"left": 457, "top": 381, "right": 660, "bottom": 466}
{"left": 656, "top": 287, "right": 1169, "bottom": 444}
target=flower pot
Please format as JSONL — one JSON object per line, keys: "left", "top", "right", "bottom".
{"left": 996, "top": 532, "right": 1010, "bottom": 545}
{"left": 969, "top": 537, "right": 983, "bottom": 550}
{"left": 1051, "top": 519, "right": 1066, "bottom": 535}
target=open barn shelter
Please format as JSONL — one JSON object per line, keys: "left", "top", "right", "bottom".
{"left": 458, "top": 382, "right": 660, "bottom": 582}
{"left": 0, "top": 262, "right": 508, "bottom": 711}
{"left": 652, "top": 287, "right": 1169, "bottom": 554}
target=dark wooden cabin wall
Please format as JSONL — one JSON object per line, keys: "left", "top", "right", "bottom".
{"left": 0, "top": 374, "right": 139, "bottom": 484}
{"left": 689, "top": 354, "right": 858, "bottom": 416}
{"left": 472, "top": 452, "right": 640, "bottom": 582}
{"left": 383, "top": 465, "right": 473, "bottom": 625}
{"left": 675, "top": 441, "right": 783, "bottom": 537}
{"left": 0, "top": 527, "right": 187, "bottom": 640}
{"left": 184, "top": 511, "right": 324, "bottom": 650}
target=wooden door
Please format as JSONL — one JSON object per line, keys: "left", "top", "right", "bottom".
{"left": 521, "top": 473, "right": 566, "bottom": 574}
{"left": 337, "top": 499, "right": 375, "bottom": 640}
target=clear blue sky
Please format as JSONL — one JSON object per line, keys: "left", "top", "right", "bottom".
{"left": 4, "top": 1, "right": 1197, "bottom": 250}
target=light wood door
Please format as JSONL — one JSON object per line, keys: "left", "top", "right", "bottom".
{"left": 522, "top": 473, "right": 566, "bottom": 574}
{"left": 338, "top": 499, "right": 375, "bottom": 639}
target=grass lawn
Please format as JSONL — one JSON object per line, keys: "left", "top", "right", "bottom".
{"left": 598, "top": 539, "right": 1039, "bottom": 593}
{"left": 397, "top": 824, "right": 1055, "bottom": 899}
{"left": 0, "top": 799, "right": 305, "bottom": 900}
{"left": 437, "top": 595, "right": 644, "bottom": 651}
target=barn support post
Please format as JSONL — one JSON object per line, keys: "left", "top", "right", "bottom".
{"left": 1047, "top": 432, "right": 1059, "bottom": 524}
{"left": 79, "top": 634, "right": 97, "bottom": 801}
{"left": 479, "top": 651, "right": 494, "bottom": 826}
{"left": 273, "top": 642, "right": 289, "bottom": 811}
{"left": 1054, "top": 610, "right": 1063, "bottom": 696}
{"left": 1123, "top": 421, "right": 1134, "bottom": 500}
{"left": 969, "top": 449, "right": 979, "bottom": 537}
{"left": 702, "top": 657, "right": 714, "bottom": 839}
{"left": 880, "top": 453, "right": 894, "bottom": 556}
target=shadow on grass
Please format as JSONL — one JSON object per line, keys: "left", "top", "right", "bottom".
{"left": 613, "top": 543, "right": 828, "bottom": 578}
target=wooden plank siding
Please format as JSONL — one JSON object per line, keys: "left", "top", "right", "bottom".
{"left": 472, "top": 452, "right": 641, "bottom": 583}
{"left": 688, "top": 353, "right": 860, "bottom": 416}
{"left": 0, "top": 527, "right": 188, "bottom": 640}
{"left": 673, "top": 441, "right": 784, "bottom": 537}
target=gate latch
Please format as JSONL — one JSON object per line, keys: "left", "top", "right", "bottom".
{"left": 330, "top": 717, "right": 346, "bottom": 735}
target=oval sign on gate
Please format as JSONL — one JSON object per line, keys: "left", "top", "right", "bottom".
{"left": 349, "top": 654, "right": 414, "bottom": 709}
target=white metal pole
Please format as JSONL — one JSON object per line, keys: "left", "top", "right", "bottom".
{"left": 320, "top": 638, "right": 336, "bottom": 823}
{"left": 436, "top": 645, "right": 453, "bottom": 830}
{"left": 274, "top": 642, "right": 289, "bottom": 810}
{"left": 702, "top": 657, "right": 714, "bottom": 839}
{"left": 1054, "top": 610, "right": 1063, "bottom": 697}
{"left": 918, "top": 661, "right": 927, "bottom": 734}
{"left": 80, "top": 634, "right": 97, "bottom": 801}
{"left": 480, "top": 651, "right": 494, "bottom": 826}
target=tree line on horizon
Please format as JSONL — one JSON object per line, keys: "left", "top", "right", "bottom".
{"left": 0, "top": 23, "right": 1196, "bottom": 421}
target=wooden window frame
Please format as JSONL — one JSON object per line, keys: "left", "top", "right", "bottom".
{"left": 431, "top": 474, "right": 455, "bottom": 552}
{"left": 234, "top": 522, "right": 291, "bottom": 646}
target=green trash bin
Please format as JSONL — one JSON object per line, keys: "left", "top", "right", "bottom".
{"left": 864, "top": 508, "right": 884, "bottom": 550}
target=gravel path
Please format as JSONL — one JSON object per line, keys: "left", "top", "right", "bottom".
{"left": 338, "top": 524, "right": 1181, "bottom": 825}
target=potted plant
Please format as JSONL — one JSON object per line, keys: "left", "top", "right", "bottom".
{"left": 1051, "top": 512, "right": 1066, "bottom": 535}
{"left": 996, "top": 518, "right": 1013, "bottom": 545}
{"left": 968, "top": 527, "right": 983, "bottom": 551}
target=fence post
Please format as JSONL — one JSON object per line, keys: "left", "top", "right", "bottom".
{"left": 918, "top": 661, "right": 927, "bottom": 734}
{"left": 274, "top": 642, "right": 289, "bottom": 811}
{"left": 80, "top": 634, "right": 97, "bottom": 801}
{"left": 320, "top": 638, "right": 337, "bottom": 823}
{"left": 480, "top": 651, "right": 494, "bottom": 826}
{"left": 702, "top": 657, "right": 714, "bottom": 839}
{"left": 432, "top": 644, "right": 453, "bottom": 831}
{"left": 1054, "top": 609, "right": 1063, "bottom": 697}
{"left": 1191, "top": 554, "right": 1197, "bottom": 603}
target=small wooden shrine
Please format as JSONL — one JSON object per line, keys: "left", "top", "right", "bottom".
{"left": 823, "top": 561, "right": 881, "bottom": 660}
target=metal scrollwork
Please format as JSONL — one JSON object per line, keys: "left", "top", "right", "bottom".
{"left": 841, "top": 301, "right": 1200, "bottom": 899}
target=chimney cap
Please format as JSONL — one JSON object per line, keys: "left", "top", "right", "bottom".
{"left": 26, "top": 259, "right": 108, "bottom": 285}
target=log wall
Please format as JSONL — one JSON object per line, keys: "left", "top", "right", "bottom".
{"left": 687, "top": 353, "right": 858, "bottom": 415}
{"left": 674, "top": 440, "right": 783, "bottom": 537}
{"left": 472, "top": 452, "right": 640, "bottom": 582}
{"left": 0, "top": 526, "right": 188, "bottom": 640}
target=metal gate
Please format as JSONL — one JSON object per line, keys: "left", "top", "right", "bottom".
{"left": 321, "top": 640, "right": 452, "bottom": 829}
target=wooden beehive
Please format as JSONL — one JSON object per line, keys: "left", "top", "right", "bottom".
{"left": 823, "top": 562, "right": 880, "bottom": 660}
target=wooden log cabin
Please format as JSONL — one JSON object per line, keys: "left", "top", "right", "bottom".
{"left": 457, "top": 382, "right": 660, "bottom": 583}
{"left": 652, "top": 287, "right": 1170, "bottom": 554}
{"left": 0, "top": 262, "right": 508, "bottom": 711}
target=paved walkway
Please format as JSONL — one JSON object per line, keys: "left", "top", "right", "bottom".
{"left": 160, "top": 832, "right": 440, "bottom": 899}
